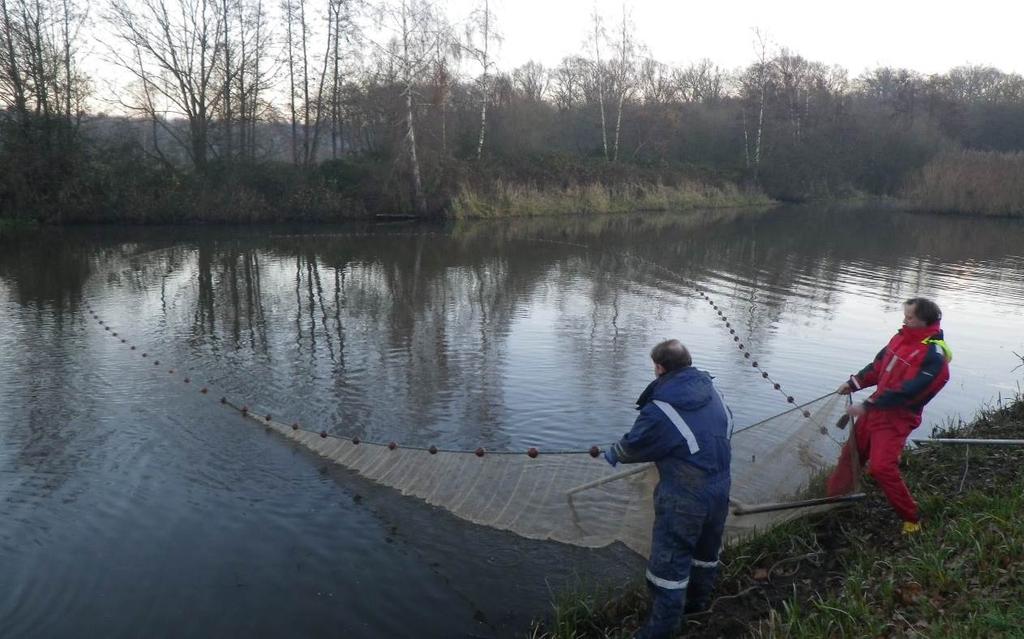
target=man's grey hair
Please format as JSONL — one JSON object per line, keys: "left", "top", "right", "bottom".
{"left": 650, "top": 339, "right": 692, "bottom": 372}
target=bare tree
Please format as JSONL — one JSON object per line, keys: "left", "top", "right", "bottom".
{"left": 125, "top": 29, "right": 176, "bottom": 170}
{"left": 0, "top": 0, "right": 30, "bottom": 120}
{"left": 280, "top": 0, "right": 352, "bottom": 166}
{"left": 233, "top": 0, "right": 259, "bottom": 159}
{"left": 282, "top": 0, "right": 298, "bottom": 163}
{"left": 428, "top": 25, "right": 459, "bottom": 157}
{"left": 464, "top": 0, "right": 498, "bottom": 160}
{"left": 232, "top": 0, "right": 272, "bottom": 160}
{"left": 945, "top": 65, "right": 1005, "bottom": 103}
{"left": 586, "top": 8, "right": 608, "bottom": 161}
{"left": 278, "top": 0, "right": 314, "bottom": 162}
{"left": 637, "top": 57, "right": 674, "bottom": 105}
{"left": 327, "top": 0, "right": 353, "bottom": 159}
{"left": 107, "top": 0, "right": 226, "bottom": 171}
{"left": 59, "top": 0, "right": 79, "bottom": 122}
{"left": 304, "top": 0, "right": 344, "bottom": 164}
{"left": 857, "top": 66, "right": 922, "bottom": 120}
{"left": 609, "top": 4, "right": 636, "bottom": 162}
{"left": 512, "top": 61, "right": 547, "bottom": 102}
{"left": 22, "top": 0, "right": 52, "bottom": 118}
{"left": 298, "top": 0, "right": 310, "bottom": 161}
{"left": 221, "top": 0, "right": 232, "bottom": 158}
{"left": 674, "top": 59, "right": 723, "bottom": 103}
{"left": 551, "top": 56, "right": 587, "bottom": 111}
{"left": 372, "top": 0, "right": 450, "bottom": 216}
{"left": 741, "top": 28, "right": 773, "bottom": 180}
{"left": 1, "top": 0, "right": 86, "bottom": 128}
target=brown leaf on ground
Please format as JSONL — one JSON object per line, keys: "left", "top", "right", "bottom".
{"left": 895, "top": 581, "right": 924, "bottom": 606}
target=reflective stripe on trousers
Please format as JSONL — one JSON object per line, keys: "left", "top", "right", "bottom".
{"left": 645, "top": 569, "right": 689, "bottom": 590}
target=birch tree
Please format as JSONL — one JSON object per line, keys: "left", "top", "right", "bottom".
{"left": 372, "top": 0, "right": 449, "bottom": 216}
{"left": 608, "top": 4, "right": 636, "bottom": 162}
{"left": 464, "top": 0, "right": 498, "bottom": 160}
{"left": 742, "top": 28, "right": 773, "bottom": 180}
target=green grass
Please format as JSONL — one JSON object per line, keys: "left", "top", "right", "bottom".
{"left": 761, "top": 401, "right": 1024, "bottom": 638}
{"left": 531, "top": 397, "right": 1024, "bottom": 638}
{"left": 759, "top": 490, "right": 1024, "bottom": 637}
{"left": 0, "top": 217, "right": 36, "bottom": 229}
{"left": 529, "top": 584, "right": 645, "bottom": 639}
{"left": 529, "top": 516, "right": 823, "bottom": 639}
{"left": 0, "top": 217, "right": 38, "bottom": 236}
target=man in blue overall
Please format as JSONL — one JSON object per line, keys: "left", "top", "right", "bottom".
{"left": 605, "top": 339, "right": 733, "bottom": 639}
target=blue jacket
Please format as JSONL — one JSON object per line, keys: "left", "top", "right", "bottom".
{"left": 610, "top": 367, "right": 733, "bottom": 483}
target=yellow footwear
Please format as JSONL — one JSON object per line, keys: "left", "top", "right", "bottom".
{"left": 902, "top": 521, "right": 922, "bottom": 535}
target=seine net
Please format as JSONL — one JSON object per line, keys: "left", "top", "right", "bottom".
{"left": 244, "top": 392, "right": 851, "bottom": 558}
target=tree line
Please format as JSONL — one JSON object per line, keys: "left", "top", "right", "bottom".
{"left": 3, "top": 0, "right": 1024, "bottom": 220}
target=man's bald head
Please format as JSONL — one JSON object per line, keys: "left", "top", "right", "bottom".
{"left": 650, "top": 339, "right": 692, "bottom": 374}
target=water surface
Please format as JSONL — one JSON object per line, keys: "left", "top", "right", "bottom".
{"left": 1, "top": 206, "right": 1022, "bottom": 637}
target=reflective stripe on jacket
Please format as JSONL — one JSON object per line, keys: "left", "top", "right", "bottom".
{"left": 611, "top": 367, "right": 732, "bottom": 482}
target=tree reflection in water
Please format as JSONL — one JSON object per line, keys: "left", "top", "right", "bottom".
{"left": 2, "top": 207, "right": 1023, "bottom": 452}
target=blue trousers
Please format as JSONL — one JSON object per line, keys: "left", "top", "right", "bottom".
{"left": 635, "top": 471, "right": 730, "bottom": 639}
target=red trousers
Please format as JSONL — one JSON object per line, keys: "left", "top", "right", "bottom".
{"left": 826, "top": 409, "right": 920, "bottom": 523}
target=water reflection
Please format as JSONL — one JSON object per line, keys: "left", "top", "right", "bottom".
{"left": 3, "top": 208, "right": 1023, "bottom": 451}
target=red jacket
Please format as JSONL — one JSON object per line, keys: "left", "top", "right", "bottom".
{"left": 848, "top": 323, "right": 952, "bottom": 421}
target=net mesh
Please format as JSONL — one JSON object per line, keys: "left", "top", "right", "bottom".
{"left": 247, "top": 392, "right": 851, "bottom": 558}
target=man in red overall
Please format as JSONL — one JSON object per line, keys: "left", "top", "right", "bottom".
{"left": 827, "top": 297, "right": 952, "bottom": 534}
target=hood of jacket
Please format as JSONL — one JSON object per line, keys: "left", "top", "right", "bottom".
{"left": 636, "top": 366, "right": 714, "bottom": 412}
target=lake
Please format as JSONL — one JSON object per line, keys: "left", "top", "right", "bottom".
{"left": 1, "top": 205, "right": 1022, "bottom": 637}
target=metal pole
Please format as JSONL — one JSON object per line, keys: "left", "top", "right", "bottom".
{"left": 565, "top": 463, "right": 653, "bottom": 496}
{"left": 731, "top": 492, "right": 867, "bottom": 516}
{"left": 731, "top": 391, "right": 838, "bottom": 436}
{"left": 911, "top": 438, "right": 1024, "bottom": 446}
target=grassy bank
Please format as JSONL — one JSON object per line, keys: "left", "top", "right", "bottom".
{"left": 1, "top": 140, "right": 774, "bottom": 223}
{"left": 0, "top": 217, "right": 38, "bottom": 236}
{"left": 531, "top": 396, "right": 1024, "bottom": 638}
{"left": 905, "top": 150, "right": 1024, "bottom": 217}
{"left": 448, "top": 180, "right": 773, "bottom": 219}
{"left": 0, "top": 217, "right": 35, "bottom": 229}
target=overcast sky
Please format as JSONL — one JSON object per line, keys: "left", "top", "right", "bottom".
{"left": 449, "top": 0, "right": 1023, "bottom": 76}
{"left": 86, "top": 0, "right": 1022, "bottom": 113}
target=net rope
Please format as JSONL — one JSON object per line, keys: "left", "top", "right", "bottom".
{"left": 83, "top": 233, "right": 857, "bottom": 558}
